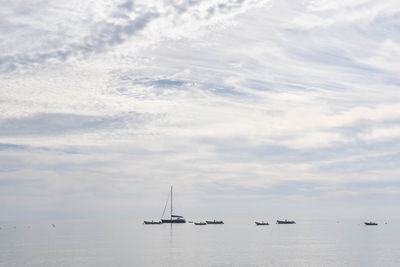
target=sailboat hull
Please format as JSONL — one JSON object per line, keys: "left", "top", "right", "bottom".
{"left": 143, "top": 221, "right": 162, "bottom": 224}
{"left": 276, "top": 220, "right": 296, "bottom": 224}
{"left": 161, "top": 219, "right": 186, "bottom": 223}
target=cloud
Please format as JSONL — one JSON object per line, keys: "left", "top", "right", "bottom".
{"left": 0, "top": 0, "right": 266, "bottom": 73}
{"left": 0, "top": 112, "right": 148, "bottom": 137}
{"left": 0, "top": 143, "right": 28, "bottom": 151}
{"left": 0, "top": 4, "right": 159, "bottom": 72}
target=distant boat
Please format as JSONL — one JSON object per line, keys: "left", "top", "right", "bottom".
{"left": 194, "top": 222, "right": 207, "bottom": 225}
{"left": 206, "top": 220, "right": 224, "bottom": 224}
{"left": 161, "top": 186, "right": 186, "bottom": 223}
{"left": 188, "top": 221, "right": 194, "bottom": 223}
{"left": 255, "top": 221, "right": 269, "bottom": 226}
{"left": 364, "top": 222, "right": 378, "bottom": 226}
{"left": 143, "top": 220, "right": 162, "bottom": 225}
{"left": 276, "top": 220, "right": 296, "bottom": 224}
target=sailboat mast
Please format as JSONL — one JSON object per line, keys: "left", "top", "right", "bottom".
{"left": 170, "top": 186, "right": 173, "bottom": 220}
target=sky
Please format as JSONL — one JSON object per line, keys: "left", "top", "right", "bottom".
{"left": 1, "top": 0, "right": 400, "bottom": 221}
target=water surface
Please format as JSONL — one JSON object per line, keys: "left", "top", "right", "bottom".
{"left": 0, "top": 219, "right": 398, "bottom": 266}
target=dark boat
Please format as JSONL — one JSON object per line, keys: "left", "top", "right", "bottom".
{"left": 161, "top": 215, "right": 186, "bottom": 224}
{"left": 255, "top": 221, "right": 269, "bottom": 226}
{"left": 143, "top": 220, "right": 162, "bottom": 224}
{"left": 160, "top": 186, "right": 186, "bottom": 224}
{"left": 194, "top": 222, "right": 207, "bottom": 225}
{"left": 276, "top": 220, "right": 296, "bottom": 224}
{"left": 365, "top": 222, "right": 378, "bottom": 226}
{"left": 206, "top": 220, "right": 224, "bottom": 224}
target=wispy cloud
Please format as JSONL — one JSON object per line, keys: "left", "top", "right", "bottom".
{"left": 0, "top": 112, "right": 148, "bottom": 136}
{"left": 0, "top": 0, "right": 266, "bottom": 73}
{"left": 0, "top": 1, "right": 159, "bottom": 72}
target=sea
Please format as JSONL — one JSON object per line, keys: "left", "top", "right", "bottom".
{"left": 0, "top": 219, "right": 399, "bottom": 266}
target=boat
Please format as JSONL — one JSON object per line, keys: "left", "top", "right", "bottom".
{"left": 206, "top": 220, "right": 224, "bottom": 224}
{"left": 194, "top": 222, "right": 207, "bottom": 225}
{"left": 143, "top": 220, "right": 162, "bottom": 224}
{"left": 364, "top": 222, "right": 378, "bottom": 226}
{"left": 255, "top": 221, "right": 269, "bottom": 226}
{"left": 188, "top": 221, "right": 194, "bottom": 223}
{"left": 160, "top": 186, "right": 186, "bottom": 223}
{"left": 276, "top": 220, "right": 296, "bottom": 224}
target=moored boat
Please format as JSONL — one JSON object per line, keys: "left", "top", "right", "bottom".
{"left": 160, "top": 186, "right": 186, "bottom": 224}
{"left": 161, "top": 217, "right": 186, "bottom": 223}
{"left": 206, "top": 220, "right": 224, "bottom": 224}
{"left": 276, "top": 219, "right": 296, "bottom": 224}
{"left": 143, "top": 220, "right": 162, "bottom": 224}
{"left": 255, "top": 221, "right": 269, "bottom": 226}
{"left": 194, "top": 222, "right": 207, "bottom": 225}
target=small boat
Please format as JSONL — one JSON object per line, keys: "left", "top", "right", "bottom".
{"left": 364, "top": 222, "right": 378, "bottom": 226}
{"left": 143, "top": 220, "right": 162, "bottom": 224}
{"left": 255, "top": 221, "right": 269, "bottom": 226}
{"left": 188, "top": 221, "right": 194, "bottom": 223}
{"left": 160, "top": 186, "right": 186, "bottom": 224}
{"left": 206, "top": 220, "right": 224, "bottom": 224}
{"left": 194, "top": 222, "right": 207, "bottom": 225}
{"left": 276, "top": 220, "right": 296, "bottom": 224}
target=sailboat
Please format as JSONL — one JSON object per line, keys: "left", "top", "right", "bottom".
{"left": 161, "top": 186, "right": 186, "bottom": 223}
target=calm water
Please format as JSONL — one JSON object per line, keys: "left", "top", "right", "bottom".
{"left": 0, "top": 219, "right": 399, "bottom": 266}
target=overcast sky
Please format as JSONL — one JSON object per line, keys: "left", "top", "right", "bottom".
{"left": 1, "top": 0, "right": 400, "bottom": 221}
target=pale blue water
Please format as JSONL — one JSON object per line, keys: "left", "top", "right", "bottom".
{"left": 0, "top": 219, "right": 399, "bottom": 266}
